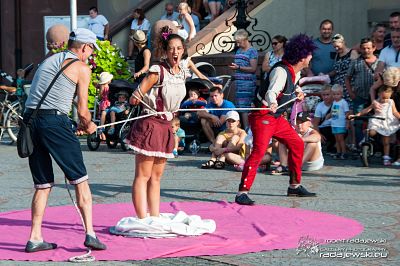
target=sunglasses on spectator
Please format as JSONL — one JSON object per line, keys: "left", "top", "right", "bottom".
{"left": 272, "top": 42, "right": 279, "bottom": 45}
{"left": 226, "top": 119, "right": 237, "bottom": 123}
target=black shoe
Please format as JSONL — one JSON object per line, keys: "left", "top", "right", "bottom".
{"left": 235, "top": 193, "right": 255, "bottom": 205}
{"left": 84, "top": 235, "right": 107, "bottom": 250}
{"left": 25, "top": 240, "right": 57, "bottom": 253}
{"left": 287, "top": 185, "right": 316, "bottom": 197}
{"left": 333, "top": 153, "right": 347, "bottom": 160}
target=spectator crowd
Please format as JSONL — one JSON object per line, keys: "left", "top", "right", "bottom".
{"left": 40, "top": 5, "right": 400, "bottom": 169}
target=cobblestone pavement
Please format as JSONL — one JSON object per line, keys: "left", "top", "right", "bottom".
{"left": 0, "top": 140, "right": 399, "bottom": 265}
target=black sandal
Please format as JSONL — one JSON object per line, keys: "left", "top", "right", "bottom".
{"left": 271, "top": 165, "right": 289, "bottom": 175}
{"left": 214, "top": 160, "right": 226, "bottom": 169}
{"left": 201, "top": 160, "right": 216, "bottom": 169}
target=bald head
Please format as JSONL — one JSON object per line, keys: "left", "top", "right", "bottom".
{"left": 46, "top": 24, "right": 70, "bottom": 52}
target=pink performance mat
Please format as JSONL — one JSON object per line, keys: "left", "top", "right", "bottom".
{"left": 0, "top": 201, "right": 363, "bottom": 261}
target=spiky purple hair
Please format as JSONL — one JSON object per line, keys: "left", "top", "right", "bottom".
{"left": 282, "top": 34, "right": 317, "bottom": 65}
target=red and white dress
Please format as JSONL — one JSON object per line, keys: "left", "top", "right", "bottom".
{"left": 125, "top": 64, "right": 187, "bottom": 158}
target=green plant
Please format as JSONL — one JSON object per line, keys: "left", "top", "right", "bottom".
{"left": 87, "top": 40, "right": 131, "bottom": 108}
{"left": 52, "top": 40, "right": 132, "bottom": 108}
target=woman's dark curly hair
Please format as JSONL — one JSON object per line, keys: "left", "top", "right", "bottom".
{"left": 162, "top": 34, "right": 185, "bottom": 51}
{"left": 282, "top": 34, "right": 316, "bottom": 65}
{"left": 158, "top": 26, "right": 185, "bottom": 51}
{"left": 153, "top": 26, "right": 186, "bottom": 60}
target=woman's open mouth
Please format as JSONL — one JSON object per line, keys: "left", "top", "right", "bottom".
{"left": 173, "top": 55, "right": 179, "bottom": 64}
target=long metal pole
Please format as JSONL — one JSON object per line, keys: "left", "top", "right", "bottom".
{"left": 70, "top": 0, "right": 77, "bottom": 30}
{"left": 70, "top": 0, "right": 78, "bottom": 122}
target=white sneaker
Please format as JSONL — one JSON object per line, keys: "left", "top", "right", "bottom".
{"left": 392, "top": 161, "right": 400, "bottom": 166}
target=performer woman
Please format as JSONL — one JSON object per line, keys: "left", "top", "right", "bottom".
{"left": 126, "top": 28, "right": 187, "bottom": 218}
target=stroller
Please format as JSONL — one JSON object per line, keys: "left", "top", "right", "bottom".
{"left": 87, "top": 79, "right": 139, "bottom": 151}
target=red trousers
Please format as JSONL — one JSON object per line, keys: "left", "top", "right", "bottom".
{"left": 239, "top": 113, "right": 304, "bottom": 191}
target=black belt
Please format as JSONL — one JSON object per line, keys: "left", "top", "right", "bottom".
{"left": 25, "top": 108, "right": 65, "bottom": 116}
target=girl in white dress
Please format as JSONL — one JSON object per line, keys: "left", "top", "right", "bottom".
{"left": 177, "top": 2, "right": 196, "bottom": 42}
{"left": 350, "top": 86, "right": 400, "bottom": 165}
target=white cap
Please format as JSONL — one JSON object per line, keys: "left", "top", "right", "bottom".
{"left": 69, "top": 28, "right": 100, "bottom": 50}
{"left": 98, "top": 72, "right": 113, "bottom": 85}
{"left": 225, "top": 111, "right": 240, "bottom": 121}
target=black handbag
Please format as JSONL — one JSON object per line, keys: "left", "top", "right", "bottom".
{"left": 17, "top": 59, "right": 78, "bottom": 158}
{"left": 17, "top": 119, "right": 34, "bottom": 158}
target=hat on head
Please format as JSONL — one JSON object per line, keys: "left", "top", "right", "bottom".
{"left": 116, "top": 90, "right": 129, "bottom": 97}
{"left": 296, "top": 111, "right": 312, "bottom": 123}
{"left": 98, "top": 72, "right": 113, "bottom": 85}
{"left": 225, "top": 111, "right": 240, "bottom": 121}
{"left": 69, "top": 28, "right": 100, "bottom": 50}
{"left": 130, "top": 30, "right": 147, "bottom": 44}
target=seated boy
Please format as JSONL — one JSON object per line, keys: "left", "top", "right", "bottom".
{"left": 180, "top": 88, "right": 207, "bottom": 123}
{"left": 107, "top": 91, "right": 130, "bottom": 135}
{"left": 312, "top": 84, "right": 336, "bottom": 153}
{"left": 171, "top": 117, "right": 186, "bottom": 157}
{"left": 296, "top": 112, "right": 324, "bottom": 171}
{"left": 273, "top": 112, "right": 324, "bottom": 174}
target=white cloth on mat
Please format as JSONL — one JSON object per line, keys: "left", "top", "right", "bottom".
{"left": 110, "top": 211, "right": 216, "bottom": 238}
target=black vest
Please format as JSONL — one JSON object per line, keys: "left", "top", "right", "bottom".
{"left": 254, "top": 61, "right": 296, "bottom": 117}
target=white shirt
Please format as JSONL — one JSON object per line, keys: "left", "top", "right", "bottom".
{"left": 331, "top": 99, "right": 349, "bottom": 128}
{"left": 179, "top": 58, "right": 192, "bottom": 78}
{"left": 141, "top": 65, "right": 187, "bottom": 113}
{"left": 177, "top": 14, "right": 196, "bottom": 40}
{"left": 266, "top": 67, "right": 301, "bottom": 105}
{"left": 88, "top": 14, "right": 108, "bottom": 38}
{"left": 314, "top": 101, "right": 332, "bottom": 128}
{"left": 131, "top": 18, "right": 151, "bottom": 31}
{"left": 378, "top": 46, "right": 400, "bottom": 67}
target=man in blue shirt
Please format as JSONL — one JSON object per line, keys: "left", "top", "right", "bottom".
{"left": 160, "top": 2, "right": 179, "bottom": 21}
{"left": 198, "top": 87, "right": 235, "bottom": 143}
{"left": 308, "top": 19, "right": 336, "bottom": 76}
